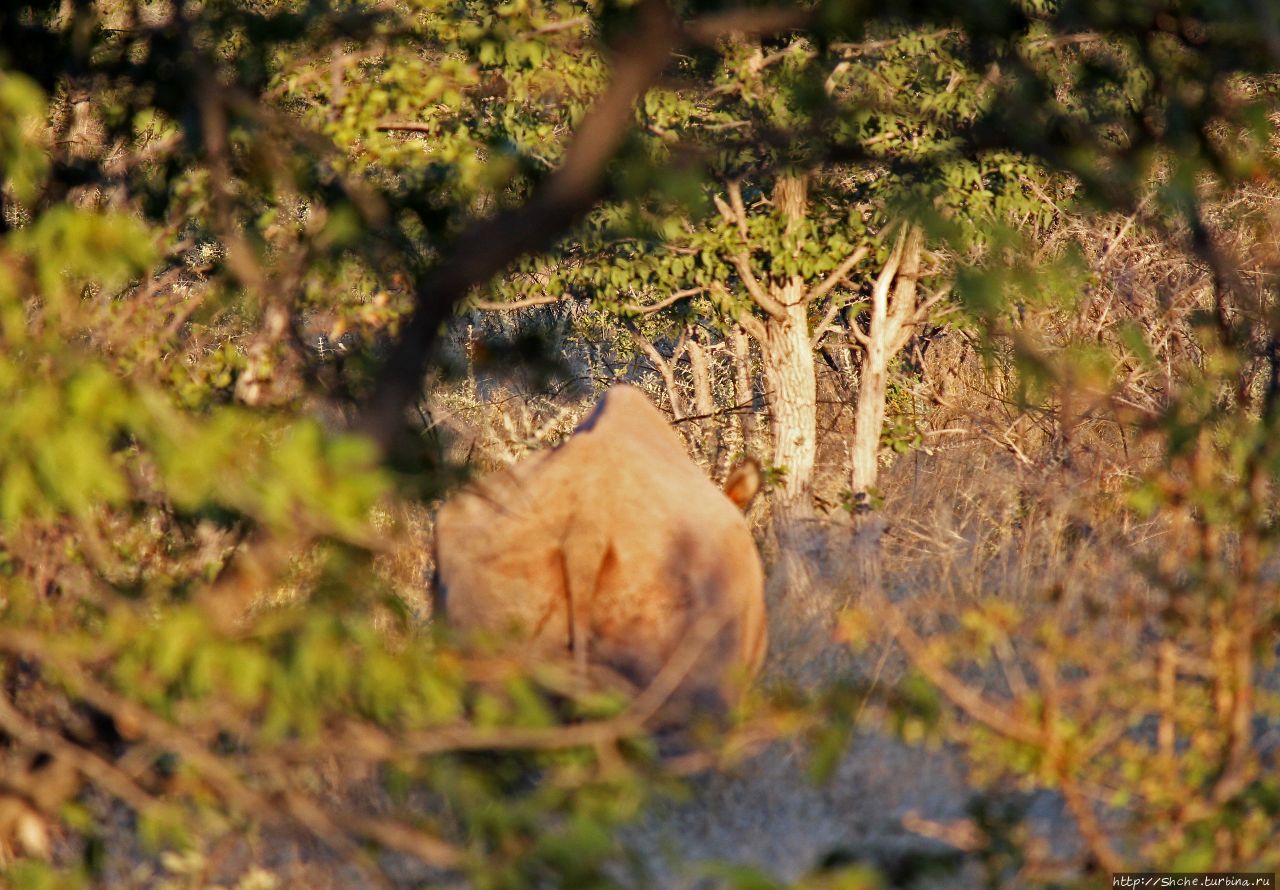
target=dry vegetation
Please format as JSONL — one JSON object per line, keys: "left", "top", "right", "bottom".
{"left": 5, "top": 1, "right": 1280, "bottom": 886}
{"left": 9, "top": 186, "right": 1276, "bottom": 885}
{"left": 358, "top": 180, "right": 1280, "bottom": 887}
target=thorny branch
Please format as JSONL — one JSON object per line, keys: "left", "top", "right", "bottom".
{"left": 0, "top": 632, "right": 464, "bottom": 875}
{"left": 0, "top": 589, "right": 759, "bottom": 872}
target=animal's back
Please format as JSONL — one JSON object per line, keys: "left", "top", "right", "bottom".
{"left": 434, "top": 385, "right": 766, "bottom": 714}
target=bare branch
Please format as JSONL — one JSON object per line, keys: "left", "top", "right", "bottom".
{"left": 623, "top": 319, "right": 686, "bottom": 420}
{"left": 804, "top": 245, "right": 869, "bottom": 305}
{"left": 473, "top": 287, "right": 703, "bottom": 315}
{"left": 891, "top": 285, "right": 951, "bottom": 353}
{"left": 885, "top": 225, "right": 924, "bottom": 349}
{"left": 712, "top": 194, "right": 734, "bottom": 224}
{"left": 864, "top": 592, "right": 1044, "bottom": 747}
{"left": 900, "top": 812, "right": 986, "bottom": 853}
{"left": 915, "top": 284, "right": 952, "bottom": 319}
{"left": 737, "top": 310, "right": 766, "bottom": 343}
{"left": 874, "top": 229, "right": 907, "bottom": 310}
{"left": 0, "top": 632, "right": 465, "bottom": 873}
{"left": 330, "top": 808, "right": 466, "bottom": 870}
{"left": 1060, "top": 773, "right": 1127, "bottom": 873}
{"left": 729, "top": 254, "right": 787, "bottom": 318}
{"left": 727, "top": 180, "right": 750, "bottom": 240}
{"left": 850, "top": 224, "right": 907, "bottom": 353}
{"left": 472, "top": 293, "right": 569, "bottom": 311}
{"left": 831, "top": 29, "right": 957, "bottom": 57}
{"left": 625, "top": 286, "right": 705, "bottom": 315}
{"left": 710, "top": 282, "right": 767, "bottom": 341}
{"left": 823, "top": 60, "right": 851, "bottom": 96}
{"left": 889, "top": 226, "right": 922, "bottom": 320}
{"left": 529, "top": 15, "right": 590, "bottom": 35}
{"left": 714, "top": 185, "right": 786, "bottom": 319}
{"left": 811, "top": 300, "right": 844, "bottom": 348}
{"left": 0, "top": 692, "right": 157, "bottom": 815}
{"left": 375, "top": 121, "right": 434, "bottom": 134}
{"left": 849, "top": 323, "right": 870, "bottom": 348}
{"left": 624, "top": 602, "right": 738, "bottom": 725}
{"left": 269, "top": 607, "right": 758, "bottom": 796}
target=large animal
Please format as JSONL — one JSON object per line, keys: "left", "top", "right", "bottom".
{"left": 434, "top": 385, "right": 767, "bottom": 720}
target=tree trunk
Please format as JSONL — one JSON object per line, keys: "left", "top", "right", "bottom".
{"left": 685, "top": 327, "right": 719, "bottom": 468}
{"left": 762, "top": 297, "right": 817, "bottom": 521}
{"left": 731, "top": 323, "right": 757, "bottom": 450}
{"left": 760, "top": 296, "right": 823, "bottom": 612}
{"left": 849, "top": 335, "right": 888, "bottom": 501}
{"left": 626, "top": 322, "right": 686, "bottom": 421}
{"left": 764, "top": 174, "right": 816, "bottom": 524}
{"left": 722, "top": 173, "right": 849, "bottom": 619}
{"left": 849, "top": 226, "right": 923, "bottom": 591}
{"left": 760, "top": 174, "right": 824, "bottom": 609}
{"left": 849, "top": 335, "right": 890, "bottom": 591}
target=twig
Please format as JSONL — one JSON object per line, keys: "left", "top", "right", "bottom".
{"left": 0, "top": 693, "right": 157, "bottom": 814}
{"left": 864, "top": 591, "right": 1044, "bottom": 747}
{"left": 375, "top": 121, "right": 435, "bottom": 134}
{"left": 625, "top": 286, "right": 705, "bottom": 315}
{"left": 623, "top": 319, "right": 687, "bottom": 419}
{"left": 529, "top": 15, "right": 590, "bottom": 35}
{"left": 805, "top": 246, "right": 869, "bottom": 305}
{"left": 471, "top": 293, "right": 569, "bottom": 311}
{"left": 0, "top": 632, "right": 466, "bottom": 872}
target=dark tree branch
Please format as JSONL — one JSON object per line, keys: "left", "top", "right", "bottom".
{"left": 375, "top": 121, "right": 435, "bottom": 133}
{"left": 357, "top": 0, "right": 680, "bottom": 450}
{"left": 804, "top": 245, "right": 868, "bottom": 305}
{"left": 355, "top": 3, "right": 823, "bottom": 450}
{"left": 472, "top": 293, "right": 571, "bottom": 311}
{"left": 628, "top": 286, "right": 705, "bottom": 315}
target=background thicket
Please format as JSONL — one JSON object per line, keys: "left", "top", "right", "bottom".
{"left": 1, "top": 0, "right": 1278, "bottom": 887}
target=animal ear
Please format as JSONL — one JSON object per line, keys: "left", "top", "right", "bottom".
{"left": 723, "top": 458, "right": 761, "bottom": 511}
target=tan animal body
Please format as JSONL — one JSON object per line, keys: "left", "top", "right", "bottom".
{"left": 434, "top": 385, "right": 767, "bottom": 719}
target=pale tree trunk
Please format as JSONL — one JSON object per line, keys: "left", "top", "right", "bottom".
{"left": 713, "top": 174, "right": 869, "bottom": 615}
{"left": 762, "top": 174, "right": 817, "bottom": 523}
{"left": 625, "top": 320, "right": 687, "bottom": 421}
{"left": 760, "top": 175, "right": 822, "bottom": 607}
{"left": 848, "top": 335, "right": 888, "bottom": 500}
{"left": 731, "top": 323, "right": 757, "bottom": 450}
{"left": 849, "top": 225, "right": 924, "bottom": 590}
{"left": 761, "top": 297, "right": 817, "bottom": 519}
{"left": 760, "top": 296, "right": 822, "bottom": 608}
{"left": 685, "top": 327, "right": 719, "bottom": 469}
